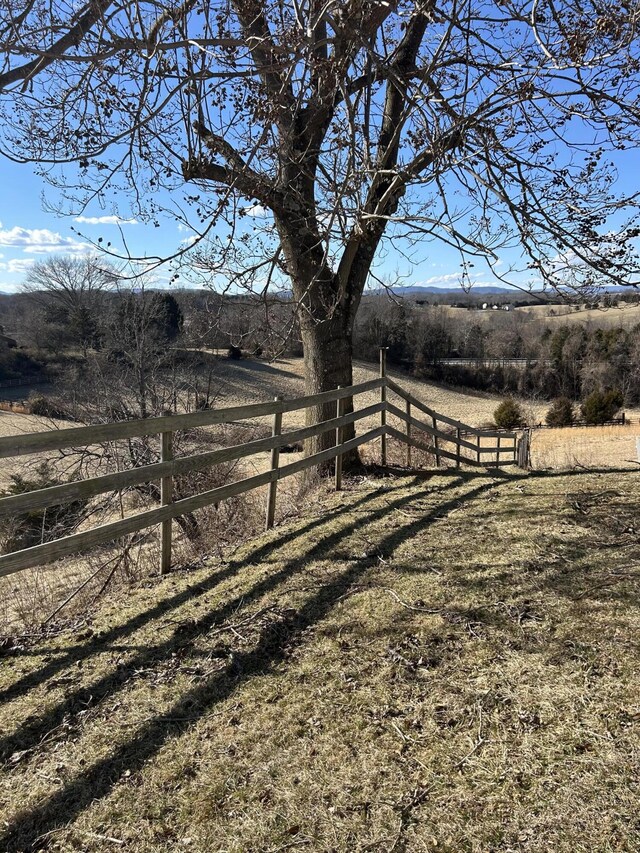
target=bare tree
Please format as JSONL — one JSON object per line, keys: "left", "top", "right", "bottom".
{"left": 23, "top": 255, "right": 120, "bottom": 355}
{"left": 2, "top": 0, "right": 640, "bottom": 452}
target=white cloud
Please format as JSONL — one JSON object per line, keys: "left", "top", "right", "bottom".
{"left": 413, "top": 270, "right": 512, "bottom": 290}
{"left": 180, "top": 235, "right": 199, "bottom": 247}
{"left": 415, "top": 272, "right": 467, "bottom": 287}
{"left": 0, "top": 226, "right": 91, "bottom": 256}
{"left": 74, "top": 215, "right": 138, "bottom": 225}
{"left": 244, "top": 204, "right": 267, "bottom": 218}
{"left": 0, "top": 258, "right": 35, "bottom": 275}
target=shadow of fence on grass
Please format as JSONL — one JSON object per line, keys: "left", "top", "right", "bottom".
{"left": 2, "top": 466, "right": 637, "bottom": 851}
{"left": 1, "top": 471, "right": 508, "bottom": 852}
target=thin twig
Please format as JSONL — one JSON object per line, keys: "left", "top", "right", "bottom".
{"left": 576, "top": 571, "right": 638, "bottom": 599}
{"left": 267, "top": 838, "right": 313, "bottom": 852}
{"left": 453, "top": 736, "right": 485, "bottom": 769}
{"left": 73, "top": 829, "right": 125, "bottom": 846}
{"left": 42, "top": 560, "right": 113, "bottom": 625}
{"left": 383, "top": 587, "right": 441, "bottom": 613}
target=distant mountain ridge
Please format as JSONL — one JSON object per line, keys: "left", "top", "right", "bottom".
{"left": 371, "top": 284, "right": 627, "bottom": 298}
{"left": 371, "top": 285, "right": 524, "bottom": 297}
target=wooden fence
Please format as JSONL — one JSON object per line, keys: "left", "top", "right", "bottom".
{"left": 532, "top": 415, "right": 629, "bottom": 428}
{"left": 0, "top": 363, "right": 522, "bottom": 580}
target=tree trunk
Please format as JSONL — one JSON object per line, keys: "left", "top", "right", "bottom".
{"left": 276, "top": 217, "right": 365, "bottom": 470}
{"left": 299, "top": 310, "right": 358, "bottom": 466}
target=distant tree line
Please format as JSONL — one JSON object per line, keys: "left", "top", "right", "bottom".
{"left": 2, "top": 262, "right": 639, "bottom": 416}
{"left": 353, "top": 297, "right": 640, "bottom": 407}
{"left": 0, "top": 256, "right": 301, "bottom": 394}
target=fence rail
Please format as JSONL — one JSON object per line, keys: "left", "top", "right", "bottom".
{"left": 533, "top": 415, "right": 629, "bottom": 429}
{"left": 0, "top": 360, "right": 523, "bottom": 580}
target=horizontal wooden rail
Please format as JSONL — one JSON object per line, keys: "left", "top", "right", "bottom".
{"left": 386, "top": 426, "right": 518, "bottom": 468}
{"left": 0, "top": 403, "right": 384, "bottom": 519}
{"left": 386, "top": 402, "right": 516, "bottom": 458}
{"left": 0, "top": 426, "right": 384, "bottom": 578}
{"left": 475, "top": 444, "right": 515, "bottom": 454}
{"left": 386, "top": 378, "right": 516, "bottom": 440}
{"left": 0, "top": 469, "right": 275, "bottom": 578}
{"left": 0, "top": 365, "right": 524, "bottom": 580}
{"left": 0, "top": 378, "right": 384, "bottom": 459}
{"left": 385, "top": 426, "right": 476, "bottom": 467}
{"left": 386, "top": 402, "right": 480, "bottom": 453}
{"left": 386, "top": 378, "right": 470, "bottom": 430}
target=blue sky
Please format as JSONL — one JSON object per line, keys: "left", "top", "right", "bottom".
{"left": 0, "top": 158, "right": 178, "bottom": 291}
{"left": 0, "top": 154, "right": 522, "bottom": 294}
{"left": 2, "top": 0, "right": 640, "bottom": 298}
{"left": 0, "top": 150, "right": 637, "bottom": 296}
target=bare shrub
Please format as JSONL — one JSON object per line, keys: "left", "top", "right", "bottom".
{"left": 27, "top": 394, "right": 68, "bottom": 419}
{"left": 0, "top": 461, "right": 88, "bottom": 553}
{"left": 0, "top": 536, "right": 160, "bottom": 637}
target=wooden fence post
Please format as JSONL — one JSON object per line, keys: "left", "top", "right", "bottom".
{"left": 516, "top": 431, "right": 529, "bottom": 468}
{"left": 380, "top": 347, "right": 387, "bottom": 466}
{"left": 496, "top": 434, "right": 501, "bottom": 467}
{"left": 265, "top": 396, "right": 283, "bottom": 530}
{"left": 432, "top": 415, "right": 441, "bottom": 467}
{"left": 456, "top": 427, "right": 461, "bottom": 468}
{"left": 406, "top": 400, "right": 412, "bottom": 467}
{"left": 476, "top": 434, "right": 481, "bottom": 465}
{"left": 160, "top": 413, "right": 173, "bottom": 575}
{"left": 335, "top": 387, "right": 344, "bottom": 491}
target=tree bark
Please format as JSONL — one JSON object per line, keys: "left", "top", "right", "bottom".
{"left": 299, "top": 310, "right": 356, "bottom": 459}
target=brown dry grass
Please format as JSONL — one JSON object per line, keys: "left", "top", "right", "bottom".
{"left": 428, "top": 302, "right": 640, "bottom": 329}
{"left": 1, "top": 358, "right": 637, "bottom": 636}
{"left": 0, "top": 468, "right": 638, "bottom": 852}
{"left": 205, "top": 355, "right": 554, "bottom": 428}
{"left": 531, "top": 423, "right": 640, "bottom": 470}
{"left": 0, "top": 410, "right": 79, "bottom": 491}
{"left": 202, "top": 357, "right": 640, "bottom": 472}
{"left": 515, "top": 302, "right": 640, "bottom": 327}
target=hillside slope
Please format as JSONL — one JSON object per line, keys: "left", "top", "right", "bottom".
{"left": 1, "top": 469, "right": 639, "bottom": 852}
{"left": 203, "top": 356, "right": 552, "bottom": 426}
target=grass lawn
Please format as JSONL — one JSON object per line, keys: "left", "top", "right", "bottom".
{"left": 0, "top": 467, "right": 639, "bottom": 852}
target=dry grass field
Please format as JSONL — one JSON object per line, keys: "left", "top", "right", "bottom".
{"left": 531, "top": 423, "right": 640, "bottom": 470}
{"left": 514, "top": 302, "right": 640, "bottom": 327}
{"left": 0, "top": 469, "right": 638, "bottom": 852}
{"left": 170, "top": 356, "right": 640, "bottom": 472}
{"left": 204, "top": 355, "right": 550, "bottom": 428}
{"left": 3, "top": 354, "right": 639, "bottom": 452}
{"left": 0, "top": 410, "right": 80, "bottom": 489}
{"left": 432, "top": 301, "right": 640, "bottom": 329}
{"left": 2, "top": 356, "right": 639, "bottom": 637}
